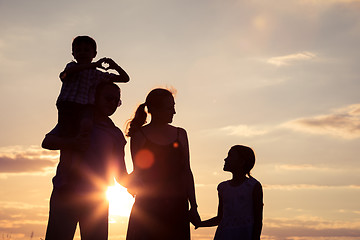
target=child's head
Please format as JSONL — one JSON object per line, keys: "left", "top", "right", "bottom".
{"left": 223, "top": 145, "right": 255, "bottom": 177}
{"left": 72, "top": 36, "right": 97, "bottom": 64}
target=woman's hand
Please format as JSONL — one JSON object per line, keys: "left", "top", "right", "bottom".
{"left": 189, "top": 206, "right": 201, "bottom": 228}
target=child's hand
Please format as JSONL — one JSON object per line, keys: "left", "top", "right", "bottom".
{"left": 189, "top": 207, "right": 201, "bottom": 228}
{"left": 94, "top": 57, "right": 108, "bottom": 69}
{"left": 103, "top": 58, "right": 119, "bottom": 70}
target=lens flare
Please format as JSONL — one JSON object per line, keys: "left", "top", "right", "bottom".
{"left": 106, "top": 181, "right": 134, "bottom": 217}
{"left": 135, "top": 149, "right": 154, "bottom": 169}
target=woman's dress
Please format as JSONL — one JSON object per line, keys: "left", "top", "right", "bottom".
{"left": 126, "top": 128, "right": 190, "bottom": 240}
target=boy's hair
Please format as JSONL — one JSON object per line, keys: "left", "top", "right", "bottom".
{"left": 231, "top": 145, "right": 255, "bottom": 177}
{"left": 72, "top": 36, "right": 97, "bottom": 52}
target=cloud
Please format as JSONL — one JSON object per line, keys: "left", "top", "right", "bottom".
{"left": 0, "top": 146, "right": 58, "bottom": 174}
{"left": 277, "top": 164, "right": 335, "bottom": 171}
{"left": 301, "top": 0, "right": 360, "bottom": 4}
{"left": 264, "top": 184, "right": 360, "bottom": 190}
{"left": 263, "top": 216, "right": 360, "bottom": 239}
{"left": 267, "top": 52, "right": 316, "bottom": 66}
{"left": 0, "top": 156, "right": 56, "bottom": 174}
{"left": 218, "top": 124, "right": 269, "bottom": 137}
{"left": 283, "top": 103, "right": 360, "bottom": 139}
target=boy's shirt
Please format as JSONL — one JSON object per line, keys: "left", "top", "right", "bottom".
{"left": 57, "top": 61, "right": 114, "bottom": 105}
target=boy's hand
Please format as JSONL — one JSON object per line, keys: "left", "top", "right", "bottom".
{"left": 103, "top": 58, "right": 119, "bottom": 70}
{"left": 95, "top": 57, "right": 130, "bottom": 83}
{"left": 94, "top": 57, "right": 108, "bottom": 70}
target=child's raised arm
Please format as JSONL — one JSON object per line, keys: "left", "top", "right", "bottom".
{"left": 196, "top": 191, "right": 223, "bottom": 229}
{"left": 103, "top": 58, "right": 130, "bottom": 83}
{"left": 59, "top": 58, "right": 108, "bottom": 80}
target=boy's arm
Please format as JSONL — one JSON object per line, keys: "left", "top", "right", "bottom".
{"left": 252, "top": 181, "right": 263, "bottom": 240}
{"left": 104, "top": 58, "right": 130, "bottom": 83}
{"left": 59, "top": 58, "right": 107, "bottom": 80}
{"left": 196, "top": 191, "right": 223, "bottom": 228}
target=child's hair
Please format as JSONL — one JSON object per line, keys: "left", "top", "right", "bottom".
{"left": 126, "top": 88, "right": 174, "bottom": 137}
{"left": 72, "top": 35, "right": 97, "bottom": 52}
{"left": 231, "top": 145, "right": 256, "bottom": 177}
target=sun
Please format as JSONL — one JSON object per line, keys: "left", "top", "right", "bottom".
{"left": 106, "top": 180, "right": 135, "bottom": 217}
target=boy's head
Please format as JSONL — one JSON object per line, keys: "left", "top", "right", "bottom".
{"left": 72, "top": 36, "right": 97, "bottom": 64}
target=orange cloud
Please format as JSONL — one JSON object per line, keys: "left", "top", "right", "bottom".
{"left": 263, "top": 184, "right": 360, "bottom": 190}
{"left": 0, "top": 145, "right": 58, "bottom": 174}
{"left": 283, "top": 103, "right": 360, "bottom": 139}
{"left": 263, "top": 216, "right": 360, "bottom": 239}
{"left": 219, "top": 124, "right": 269, "bottom": 137}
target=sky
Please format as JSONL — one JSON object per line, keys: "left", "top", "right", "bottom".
{"left": 0, "top": 0, "right": 360, "bottom": 239}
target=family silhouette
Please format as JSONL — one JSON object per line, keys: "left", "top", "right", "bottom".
{"left": 42, "top": 35, "right": 263, "bottom": 240}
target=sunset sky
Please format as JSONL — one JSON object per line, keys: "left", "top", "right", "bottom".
{"left": 1, "top": 0, "right": 360, "bottom": 239}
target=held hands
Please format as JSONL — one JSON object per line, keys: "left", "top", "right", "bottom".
{"left": 189, "top": 207, "right": 201, "bottom": 229}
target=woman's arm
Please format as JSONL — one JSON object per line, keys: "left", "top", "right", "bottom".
{"left": 178, "top": 128, "right": 201, "bottom": 225}
{"left": 113, "top": 136, "right": 129, "bottom": 187}
{"left": 126, "top": 130, "right": 147, "bottom": 196}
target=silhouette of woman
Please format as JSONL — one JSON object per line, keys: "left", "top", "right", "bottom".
{"left": 126, "top": 88, "right": 200, "bottom": 240}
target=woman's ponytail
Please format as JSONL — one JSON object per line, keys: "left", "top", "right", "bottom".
{"left": 126, "top": 103, "right": 147, "bottom": 137}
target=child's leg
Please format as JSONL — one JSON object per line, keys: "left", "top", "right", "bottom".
{"left": 56, "top": 101, "right": 82, "bottom": 138}
{"left": 78, "top": 104, "right": 94, "bottom": 137}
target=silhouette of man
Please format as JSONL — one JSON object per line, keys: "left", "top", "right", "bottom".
{"left": 43, "top": 82, "right": 128, "bottom": 240}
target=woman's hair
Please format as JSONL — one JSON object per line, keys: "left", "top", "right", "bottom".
{"left": 231, "top": 145, "right": 256, "bottom": 177}
{"left": 126, "top": 88, "right": 174, "bottom": 137}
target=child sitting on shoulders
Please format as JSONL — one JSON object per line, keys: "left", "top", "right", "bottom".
{"left": 56, "top": 35, "right": 129, "bottom": 138}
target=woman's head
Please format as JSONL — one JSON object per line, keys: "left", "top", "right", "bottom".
{"left": 94, "top": 82, "right": 121, "bottom": 117}
{"left": 223, "top": 145, "right": 255, "bottom": 177}
{"left": 145, "top": 88, "right": 175, "bottom": 123}
{"left": 126, "top": 88, "right": 175, "bottom": 137}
